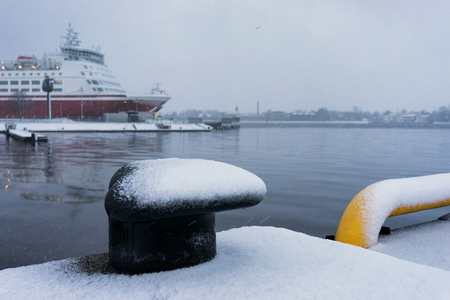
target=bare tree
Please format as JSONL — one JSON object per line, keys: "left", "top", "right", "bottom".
{"left": 7, "top": 90, "right": 35, "bottom": 121}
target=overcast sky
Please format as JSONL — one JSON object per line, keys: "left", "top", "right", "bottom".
{"left": 3, "top": 0, "right": 450, "bottom": 114}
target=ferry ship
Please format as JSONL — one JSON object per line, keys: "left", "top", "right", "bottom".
{"left": 0, "top": 24, "right": 170, "bottom": 119}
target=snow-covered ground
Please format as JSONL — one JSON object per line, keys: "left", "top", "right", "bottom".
{"left": 372, "top": 214, "right": 449, "bottom": 271}
{"left": 0, "top": 219, "right": 448, "bottom": 300}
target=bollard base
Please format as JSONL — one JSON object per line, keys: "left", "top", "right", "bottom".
{"left": 109, "top": 213, "right": 216, "bottom": 274}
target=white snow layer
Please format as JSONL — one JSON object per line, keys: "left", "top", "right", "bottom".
{"left": 0, "top": 226, "right": 449, "bottom": 300}
{"left": 372, "top": 217, "right": 450, "bottom": 271}
{"left": 360, "top": 173, "right": 450, "bottom": 247}
{"left": 116, "top": 159, "right": 267, "bottom": 205}
{"left": 8, "top": 121, "right": 210, "bottom": 132}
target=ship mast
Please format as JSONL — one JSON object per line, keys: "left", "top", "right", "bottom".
{"left": 62, "top": 23, "right": 81, "bottom": 46}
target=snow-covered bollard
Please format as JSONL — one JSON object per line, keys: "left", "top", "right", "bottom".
{"left": 104, "top": 158, "right": 267, "bottom": 274}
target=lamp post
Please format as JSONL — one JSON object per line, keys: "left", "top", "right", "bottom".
{"left": 42, "top": 76, "right": 54, "bottom": 120}
{"left": 80, "top": 87, "right": 84, "bottom": 119}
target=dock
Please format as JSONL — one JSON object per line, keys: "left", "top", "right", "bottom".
{"left": 203, "top": 116, "right": 241, "bottom": 130}
{"left": 204, "top": 121, "right": 240, "bottom": 130}
{"left": 1, "top": 121, "right": 212, "bottom": 136}
{"left": 4, "top": 123, "right": 48, "bottom": 142}
{"left": 7, "top": 129, "right": 48, "bottom": 142}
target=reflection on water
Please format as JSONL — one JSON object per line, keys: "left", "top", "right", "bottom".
{"left": 1, "top": 126, "right": 450, "bottom": 270}
{"left": 1, "top": 132, "right": 166, "bottom": 203}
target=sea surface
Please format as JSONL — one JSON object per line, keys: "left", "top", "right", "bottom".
{"left": 1, "top": 123, "right": 450, "bottom": 270}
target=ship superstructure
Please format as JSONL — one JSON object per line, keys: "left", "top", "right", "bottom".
{"left": 0, "top": 24, "right": 170, "bottom": 119}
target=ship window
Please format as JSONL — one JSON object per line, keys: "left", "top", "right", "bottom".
{"left": 92, "top": 88, "right": 97, "bottom": 91}
{"left": 54, "top": 88, "right": 62, "bottom": 92}
{"left": 86, "top": 80, "right": 92, "bottom": 84}
{"left": 0, "top": 88, "right": 7, "bottom": 92}
{"left": 32, "top": 88, "right": 40, "bottom": 92}
{"left": 92, "top": 80, "right": 99, "bottom": 85}
{"left": 32, "top": 80, "right": 40, "bottom": 85}
{"left": 59, "top": 73, "right": 62, "bottom": 75}
{"left": 15, "top": 73, "right": 19, "bottom": 76}
{"left": 84, "top": 65, "right": 88, "bottom": 69}
{"left": 81, "top": 72, "right": 85, "bottom": 76}
{"left": 97, "top": 88, "right": 104, "bottom": 92}
{"left": 0, "top": 81, "right": 7, "bottom": 85}
{"left": 10, "top": 81, "right": 18, "bottom": 85}
{"left": 21, "top": 80, "right": 30, "bottom": 85}
{"left": 37, "top": 73, "right": 40, "bottom": 76}
{"left": 8, "top": 73, "right": 11, "bottom": 76}
{"left": 21, "top": 88, "right": 29, "bottom": 92}
{"left": 54, "top": 80, "right": 62, "bottom": 85}
{"left": 11, "top": 88, "right": 19, "bottom": 92}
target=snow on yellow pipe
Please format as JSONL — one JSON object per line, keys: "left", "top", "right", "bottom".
{"left": 335, "top": 174, "right": 450, "bottom": 248}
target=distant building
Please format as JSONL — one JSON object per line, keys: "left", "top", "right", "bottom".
{"left": 238, "top": 114, "right": 266, "bottom": 122}
{"left": 384, "top": 112, "right": 430, "bottom": 123}
{"left": 289, "top": 111, "right": 315, "bottom": 121}
{"left": 265, "top": 111, "right": 290, "bottom": 121}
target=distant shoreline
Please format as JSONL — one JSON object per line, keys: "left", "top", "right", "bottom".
{"left": 240, "top": 120, "right": 450, "bottom": 129}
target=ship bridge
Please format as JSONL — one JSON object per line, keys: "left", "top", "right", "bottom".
{"left": 60, "top": 24, "right": 104, "bottom": 65}
{"left": 61, "top": 47, "right": 104, "bottom": 64}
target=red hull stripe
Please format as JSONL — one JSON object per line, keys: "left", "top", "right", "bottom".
{"left": 0, "top": 94, "right": 126, "bottom": 100}
{"left": 0, "top": 98, "right": 166, "bottom": 118}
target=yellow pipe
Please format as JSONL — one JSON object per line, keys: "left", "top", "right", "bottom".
{"left": 335, "top": 174, "right": 450, "bottom": 248}
{"left": 389, "top": 199, "right": 450, "bottom": 217}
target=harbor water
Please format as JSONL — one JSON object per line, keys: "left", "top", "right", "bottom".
{"left": 1, "top": 123, "right": 450, "bottom": 270}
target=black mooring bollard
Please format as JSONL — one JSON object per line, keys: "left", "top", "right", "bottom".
{"left": 105, "top": 158, "right": 266, "bottom": 274}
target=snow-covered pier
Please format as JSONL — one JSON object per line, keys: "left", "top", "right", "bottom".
{"left": 0, "top": 219, "right": 448, "bottom": 299}
{"left": 5, "top": 128, "right": 48, "bottom": 142}
{"left": 1, "top": 120, "right": 212, "bottom": 134}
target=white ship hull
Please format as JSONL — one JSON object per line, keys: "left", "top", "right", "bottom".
{"left": 0, "top": 25, "right": 170, "bottom": 119}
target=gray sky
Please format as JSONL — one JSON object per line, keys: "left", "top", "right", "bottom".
{"left": 3, "top": 0, "right": 450, "bottom": 114}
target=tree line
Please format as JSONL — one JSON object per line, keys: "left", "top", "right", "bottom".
{"left": 164, "top": 106, "right": 450, "bottom": 123}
